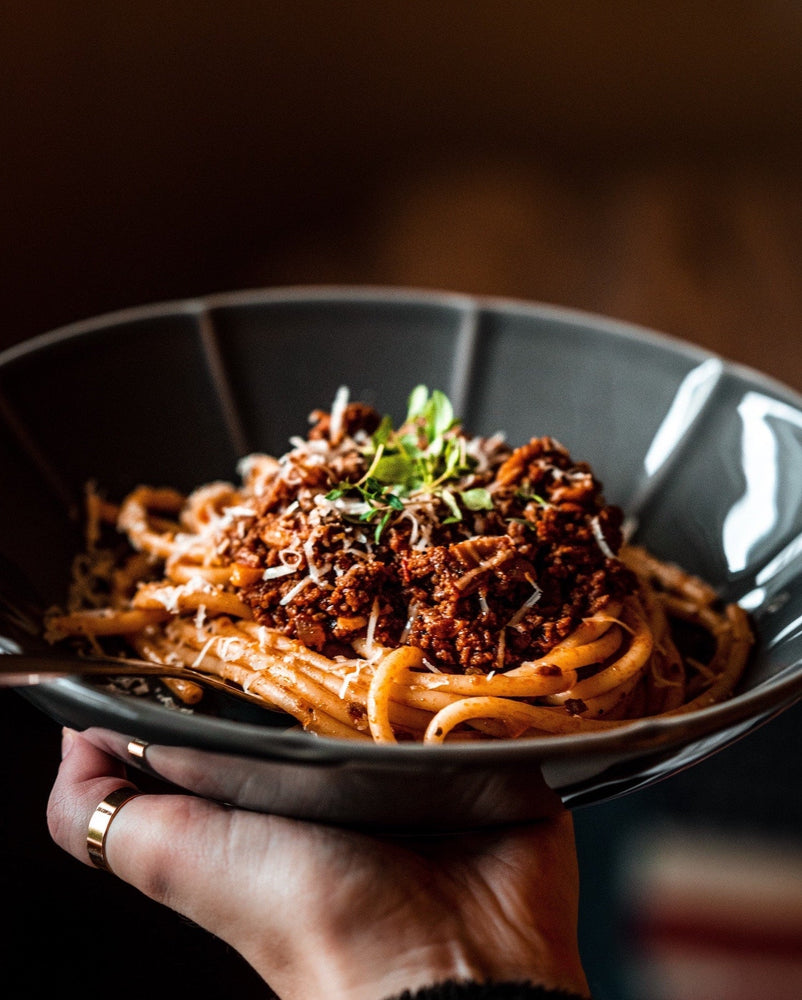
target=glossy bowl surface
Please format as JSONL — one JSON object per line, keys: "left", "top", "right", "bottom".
{"left": 2, "top": 286, "right": 801, "bottom": 830}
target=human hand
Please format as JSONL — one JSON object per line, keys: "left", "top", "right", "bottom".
{"left": 47, "top": 728, "right": 589, "bottom": 1000}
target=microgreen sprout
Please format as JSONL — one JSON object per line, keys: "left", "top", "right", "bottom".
{"left": 326, "top": 386, "right": 494, "bottom": 538}
{"left": 515, "top": 487, "right": 550, "bottom": 507}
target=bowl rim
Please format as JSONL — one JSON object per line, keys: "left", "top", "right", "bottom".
{"left": 34, "top": 664, "right": 802, "bottom": 767}
{"left": 6, "top": 284, "right": 802, "bottom": 765}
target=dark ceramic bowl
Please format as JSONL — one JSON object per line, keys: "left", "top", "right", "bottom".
{"left": 2, "top": 287, "right": 801, "bottom": 830}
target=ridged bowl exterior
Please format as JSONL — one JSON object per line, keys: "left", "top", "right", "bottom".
{"left": 3, "top": 287, "right": 801, "bottom": 829}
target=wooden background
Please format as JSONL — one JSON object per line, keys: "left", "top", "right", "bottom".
{"left": 3, "top": 3, "right": 802, "bottom": 389}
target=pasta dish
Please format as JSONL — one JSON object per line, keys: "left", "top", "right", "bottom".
{"left": 46, "top": 386, "right": 753, "bottom": 743}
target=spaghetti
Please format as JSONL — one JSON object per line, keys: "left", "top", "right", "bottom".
{"left": 46, "top": 386, "right": 753, "bottom": 743}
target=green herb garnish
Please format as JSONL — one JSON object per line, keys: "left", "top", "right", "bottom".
{"left": 326, "top": 386, "right": 494, "bottom": 538}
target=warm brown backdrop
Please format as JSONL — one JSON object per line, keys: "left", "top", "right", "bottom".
{"left": 3, "top": 2, "right": 802, "bottom": 388}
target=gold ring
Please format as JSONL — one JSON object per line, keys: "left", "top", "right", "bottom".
{"left": 126, "top": 738, "right": 149, "bottom": 760}
{"left": 86, "top": 786, "right": 142, "bottom": 873}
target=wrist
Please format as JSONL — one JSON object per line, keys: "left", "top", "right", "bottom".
{"left": 303, "top": 936, "right": 487, "bottom": 1000}
{"left": 290, "top": 929, "right": 588, "bottom": 1000}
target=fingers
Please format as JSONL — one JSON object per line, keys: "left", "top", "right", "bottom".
{"left": 46, "top": 729, "right": 277, "bottom": 927}
{"left": 47, "top": 728, "right": 223, "bottom": 884}
{"left": 44, "top": 729, "right": 590, "bottom": 1000}
{"left": 45, "top": 729, "right": 337, "bottom": 995}
{"left": 46, "top": 727, "right": 135, "bottom": 867}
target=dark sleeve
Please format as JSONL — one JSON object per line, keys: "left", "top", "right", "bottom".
{"left": 387, "top": 981, "right": 587, "bottom": 1000}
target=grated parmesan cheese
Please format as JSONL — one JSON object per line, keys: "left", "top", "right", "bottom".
{"left": 591, "top": 515, "right": 617, "bottom": 560}
{"left": 328, "top": 385, "right": 350, "bottom": 444}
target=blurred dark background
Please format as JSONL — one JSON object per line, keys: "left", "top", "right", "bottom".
{"left": 2, "top": 4, "right": 802, "bottom": 998}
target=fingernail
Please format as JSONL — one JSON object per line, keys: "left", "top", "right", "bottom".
{"left": 61, "top": 727, "right": 77, "bottom": 759}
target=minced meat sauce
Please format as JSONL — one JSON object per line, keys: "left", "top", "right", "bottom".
{"left": 217, "top": 395, "right": 636, "bottom": 675}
